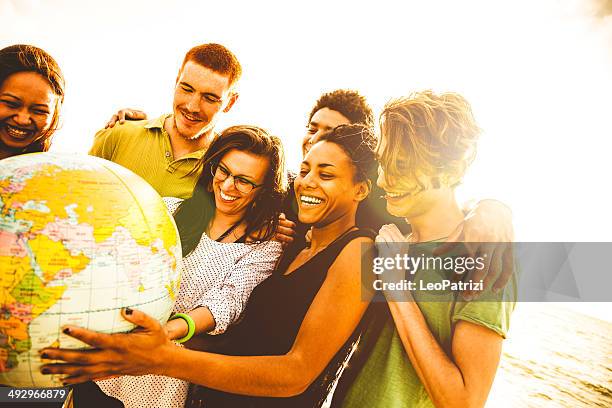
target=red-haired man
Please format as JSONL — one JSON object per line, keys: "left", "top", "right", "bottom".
{"left": 90, "top": 43, "right": 241, "bottom": 199}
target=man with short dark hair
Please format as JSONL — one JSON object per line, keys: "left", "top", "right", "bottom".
{"left": 90, "top": 43, "right": 241, "bottom": 198}
{"left": 302, "top": 89, "right": 374, "bottom": 155}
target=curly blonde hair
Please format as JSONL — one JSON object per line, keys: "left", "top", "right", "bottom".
{"left": 378, "top": 90, "right": 481, "bottom": 192}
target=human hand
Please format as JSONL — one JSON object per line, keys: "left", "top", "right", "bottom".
{"left": 246, "top": 213, "right": 295, "bottom": 246}
{"left": 105, "top": 108, "right": 147, "bottom": 128}
{"left": 305, "top": 227, "right": 312, "bottom": 245}
{"left": 434, "top": 199, "right": 515, "bottom": 300}
{"left": 375, "top": 224, "right": 412, "bottom": 300}
{"left": 273, "top": 213, "right": 296, "bottom": 247}
{"left": 164, "top": 315, "right": 188, "bottom": 341}
{"left": 39, "top": 308, "right": 174, "bottom": 384}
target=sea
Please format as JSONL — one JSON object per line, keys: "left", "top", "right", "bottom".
{"left": 487, "top": 303, "right": 612, "bottom": 407}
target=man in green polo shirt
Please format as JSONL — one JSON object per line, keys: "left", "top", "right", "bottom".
{"left": 90, "top": 43, "right": 241, "bottom": 199}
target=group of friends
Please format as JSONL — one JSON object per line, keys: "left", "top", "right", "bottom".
{"left": 1, "top": 43, "right": 516, "bottom": 408}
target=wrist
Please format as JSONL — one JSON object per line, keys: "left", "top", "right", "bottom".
{"left": 156, "top": 341, "right": 181, "bottom": 377}
{"left": 168, "top": 318, "right": 188, "bottom": 340}
{"left": 169, "top": 313, "right": 196, "bottom": 343}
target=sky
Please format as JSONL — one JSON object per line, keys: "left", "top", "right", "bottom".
{"left": 1, "top": 0, "right": 611, "bottom": 243}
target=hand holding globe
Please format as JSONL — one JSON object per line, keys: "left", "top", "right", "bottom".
{"left": 0, "top": 153, "right": 181, "bottom": 387}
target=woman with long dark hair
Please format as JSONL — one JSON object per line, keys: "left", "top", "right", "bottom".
{"left": 0, "top": 44, "right": 64, "bottom": 159}
{"left": 88, "top": 125, "right": 287, "bottom": 408}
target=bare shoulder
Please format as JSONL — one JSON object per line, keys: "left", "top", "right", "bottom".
{"left": 328, "top": 235, "right": 375, "bottom": 277}
{"left": 343, "top": 235, "right": 375, "bottom": 249}
{"left": 339, "top": 234, "right": 375, "bottom": 256}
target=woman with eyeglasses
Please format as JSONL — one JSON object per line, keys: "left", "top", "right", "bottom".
{"left": 76, "top": 125, "right": 286, "bottom": 408}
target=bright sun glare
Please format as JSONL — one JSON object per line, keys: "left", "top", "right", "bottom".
{"left": 1, "top": 0, "right": 611, "bottom": 242}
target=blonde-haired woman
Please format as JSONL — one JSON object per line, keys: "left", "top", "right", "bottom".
{"left": 335, "top": 90, "right": 517, "bottom": 408}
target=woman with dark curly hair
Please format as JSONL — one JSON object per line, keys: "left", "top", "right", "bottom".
{"left": 0, "top": 44, "right": 65, "bottom": 159}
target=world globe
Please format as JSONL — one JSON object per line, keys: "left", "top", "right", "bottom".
{"left": 0, "top": 153, "right": 182, "bottom": 387}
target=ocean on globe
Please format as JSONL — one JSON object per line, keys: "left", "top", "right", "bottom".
{"left": 0, "top": 153, "right": 182, "bottom": 387}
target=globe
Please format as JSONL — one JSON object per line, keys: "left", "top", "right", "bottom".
{"left": 0, "top": 153, "right": 182, "bottom": 387}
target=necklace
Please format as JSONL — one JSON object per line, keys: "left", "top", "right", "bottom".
{"left": 209, "top": 220, "right": 246, "bottom": 243}
{"left": 305, "top": 225, "right": 358, "bottom": 253}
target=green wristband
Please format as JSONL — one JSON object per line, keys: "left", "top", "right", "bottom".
{"left": 169, "top": 313, "right": 195, "bottom": 343}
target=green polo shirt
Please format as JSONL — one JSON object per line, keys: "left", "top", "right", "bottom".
{"left": 89, "top": 114, "right": 205, "bottom": 198}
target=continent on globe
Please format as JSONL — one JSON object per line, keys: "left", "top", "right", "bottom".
{"left": 0, "top": 153, "right": 182, "bottom": 387}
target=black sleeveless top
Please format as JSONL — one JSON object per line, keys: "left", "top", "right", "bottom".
{"left": 186, "top": 228, "right": 376, "bottom": 408}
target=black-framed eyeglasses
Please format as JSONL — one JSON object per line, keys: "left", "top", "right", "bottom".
{"left": 211, "top": 163, "right": 263, "bottom": 194}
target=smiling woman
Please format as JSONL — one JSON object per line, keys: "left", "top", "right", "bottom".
{"left": 0, "top": 44, "right": 65, "bottom": 159}
{"left": 80, "top": 124, "right": 288, "bottom": 408}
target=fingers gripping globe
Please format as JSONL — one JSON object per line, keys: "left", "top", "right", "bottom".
{"left": 0, "top": 153, "right": 182, "bottom": 387}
